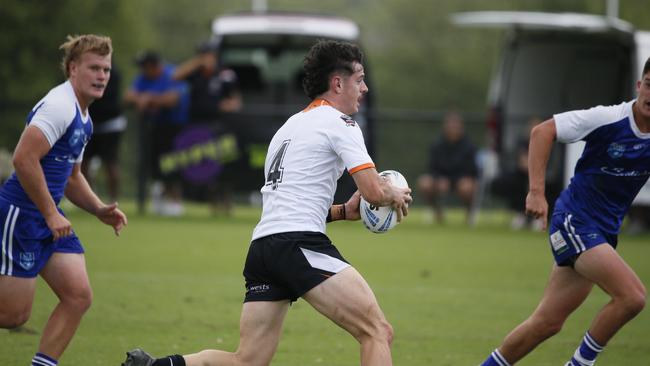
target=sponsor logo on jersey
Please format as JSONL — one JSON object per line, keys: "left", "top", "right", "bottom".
{"left": 550, "top": 230, "right": 568, "bottom": 254}
{"left": 600, "top": 167, "right": 650, "bottom": 177}
{"left": 54, "top": 154, "right": 77, "bottom": 163}
{"left": 340, "top": 115, "right": 356, "bottom": 127}
{"left": 607, "top": 142, "right": 626, "bottom": 159}
{"left": 632, "top": 143, "right": 647, "bottom": 151}
{"left": 19, "top": 252, "right": 35, "bottom": 270}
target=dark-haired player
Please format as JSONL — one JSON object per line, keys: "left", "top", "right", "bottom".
{"left": 123, "top": 40, "right": 411, "bottom": 366}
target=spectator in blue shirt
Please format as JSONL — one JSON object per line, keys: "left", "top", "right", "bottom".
{"left": 125, "top": 51, "right": 189, "bottom": 216}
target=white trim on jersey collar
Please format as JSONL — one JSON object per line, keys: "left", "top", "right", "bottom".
{"left": 628, "top": 101, "right": 650, "bottom": 139}
{"left": 64, "top": 81, "right": 91, "bottom": 124}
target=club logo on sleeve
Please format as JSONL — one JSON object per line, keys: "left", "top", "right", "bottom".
{"left": 550, "top": 231, "right": 568, "bottom": 254}
{"left": 69, "top": 128, "right": 84, "bottom": 146}
{"left": 340, "top": 115, "right": 356, "bottom": 127}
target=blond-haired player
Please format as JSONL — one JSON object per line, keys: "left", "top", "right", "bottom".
{"left": 0, "top": 34, "right": 127, "bottom": 366}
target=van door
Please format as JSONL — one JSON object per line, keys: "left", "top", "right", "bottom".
{"left": 453, "top": 11, "right": 640, "bottom": 202}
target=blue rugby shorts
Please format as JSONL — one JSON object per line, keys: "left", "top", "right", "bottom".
{"left": 548, "top": 211, "right": 617, "bottom": 267}
{"left": 1, "top": 201, "right": 84, "bottom": 278}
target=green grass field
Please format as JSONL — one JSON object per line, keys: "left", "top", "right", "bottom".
{"left": 2, "top": 205, "right": 649, "bottom": 365}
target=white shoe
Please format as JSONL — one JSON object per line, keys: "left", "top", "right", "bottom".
{"left": 150, "top": 182, "right": 165, "bottom": 215}
{"left": 531, "top": 218, "right": 545, "bottom": 231}
{"left": 510, "top": 213, "right": 527, "bottom": 230}
{"left": 161, "top": 201, "right": 184, "bottom": 217}
{"left": 422, "top": 209, "right": 434, "bottom": 224}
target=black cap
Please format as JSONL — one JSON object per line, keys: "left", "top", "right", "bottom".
{"left": 134, "top": 50, "right": 161, "bottom": 66}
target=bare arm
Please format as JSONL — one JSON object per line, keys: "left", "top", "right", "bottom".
{"left": 149, "top": 90, "right": 180, "bottom": 109}
{"left": 66, "top": 164, "right": 127, "bottom": 236}
{"left": 172, "top": 55, "right": 203, "bottom": 81}
{"left": 123, "top": 89, "right": 139, "bottom": 106}
{"left": 525, "top": 119, "right": 557, "bottom": 229}
{"left": 327, "top": 191, "right": 361, "bottom": 222}
{"left": 65, "top": 164, "right": 104, "bottom": 214}
{"left": 125, "top": 88, "right": 179, "bottom": 112}
{"left": 351, "top": 168, "right": 412, "bottom": 222}
{"left": 13, "top": 125, "right": 62, "bottom": 226}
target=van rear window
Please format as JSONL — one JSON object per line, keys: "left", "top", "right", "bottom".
{"left": 506, "top": 41, "right": 630, "bottom": 116}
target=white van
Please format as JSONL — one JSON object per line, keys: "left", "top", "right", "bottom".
{"left": 453, "top": 11, "right": 650, "bottom": 205}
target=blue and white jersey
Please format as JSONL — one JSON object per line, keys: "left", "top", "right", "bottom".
{"left": 0, "top": 81, "right": 93, "bottom": 211}
{"left": 554, "top": 100, "right": 650, "bottom": 234}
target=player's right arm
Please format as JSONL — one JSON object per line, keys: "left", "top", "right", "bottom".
{"left": 12, "top": 125, "right": 72, "bottom": 240}
{"left": 352, "top": 168, "right": 412, "bottom": 222}
{"left": 525, "top": 118, "right": 557, "bottom": 229}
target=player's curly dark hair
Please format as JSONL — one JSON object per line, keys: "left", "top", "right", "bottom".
{"left": 644, "top": 57, "right": 650, "bottom": 77}
{"left": 302, "top": 40, "right": 364, "bottom": 99}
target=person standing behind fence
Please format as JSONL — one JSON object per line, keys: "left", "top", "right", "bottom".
{"left": 173, "top": 40, "right": 242, "bottom": 122}
{"left": 81, "top": 63, "right": 126, "bottom": 202}
{"left": 124, "top": 51, "right": 189, "bottom": 216}
{"left": 417, "top": 111, "right": 478, "bottom": 224}
{"left": 172, "top": 41, "right": 242, "bottom": 214}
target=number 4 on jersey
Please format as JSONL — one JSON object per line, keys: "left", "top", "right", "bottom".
{"left": 266, "top": 139, "right": 291, "bottom": 190}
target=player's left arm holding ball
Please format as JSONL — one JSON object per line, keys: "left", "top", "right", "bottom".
{"left": 327, "top": 170, "right": 412, "bottom": 222}
{"left": 65, "top": 164, "right": 127, "bottom": 235}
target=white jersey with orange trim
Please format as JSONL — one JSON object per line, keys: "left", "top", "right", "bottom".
{"left": 251, "top": 99, "right": 374, "bottom": 240}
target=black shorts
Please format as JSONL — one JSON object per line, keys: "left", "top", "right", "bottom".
{"left": 85, "top": 131, "right": 123, "bottom": 164}
{"left": 243, "top": 231, "right": 350, "bottom": 303}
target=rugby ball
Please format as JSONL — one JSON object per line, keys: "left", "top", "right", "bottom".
{"left": 360, "top": 170, "right": 409, "bottom": 233}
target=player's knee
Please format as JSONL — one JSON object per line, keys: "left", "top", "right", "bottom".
{"left": 459, "top": 185, "right": 475, "bottom": 201}
{"left": 0, "top": 308, "right": 31, "bottom": 329}
{"left": 234, "top": 349, "right": 271, "bottom": 366}
{"left": 417, "top": 175, "right": 434, "bottom": 195}
{"left": 620, "top": 288, "right": 646, "bottom": 317}
{"left": 63, "top": 287, "right": 93, "bottom": 313}
{"left": 382, "top": 320, "right": 394, "bottom": 346}
{"left": 357, "top": 318, "right": 393, "bottom": 347}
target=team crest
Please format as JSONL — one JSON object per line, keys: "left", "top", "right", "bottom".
{"left": 68, "top": 128, "right": 84, "bottom": 146}
{"left": 19, "top": 252, "right": 35, "bottom": 270}
{"left": 340, "top": 115, "right": 356, "bottom": 127}
{"left": 607, "top": 142, "right": 625, "bottom": 159}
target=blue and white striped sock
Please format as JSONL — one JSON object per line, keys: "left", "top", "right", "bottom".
{"left": 567, "top": 331, "right": 604, "bottom": 366}
{"left": 481, "top": 349, "right": 512, "bottom": 366}
{"left": 31, "top": 352, "right": 57, "bottom": 366}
